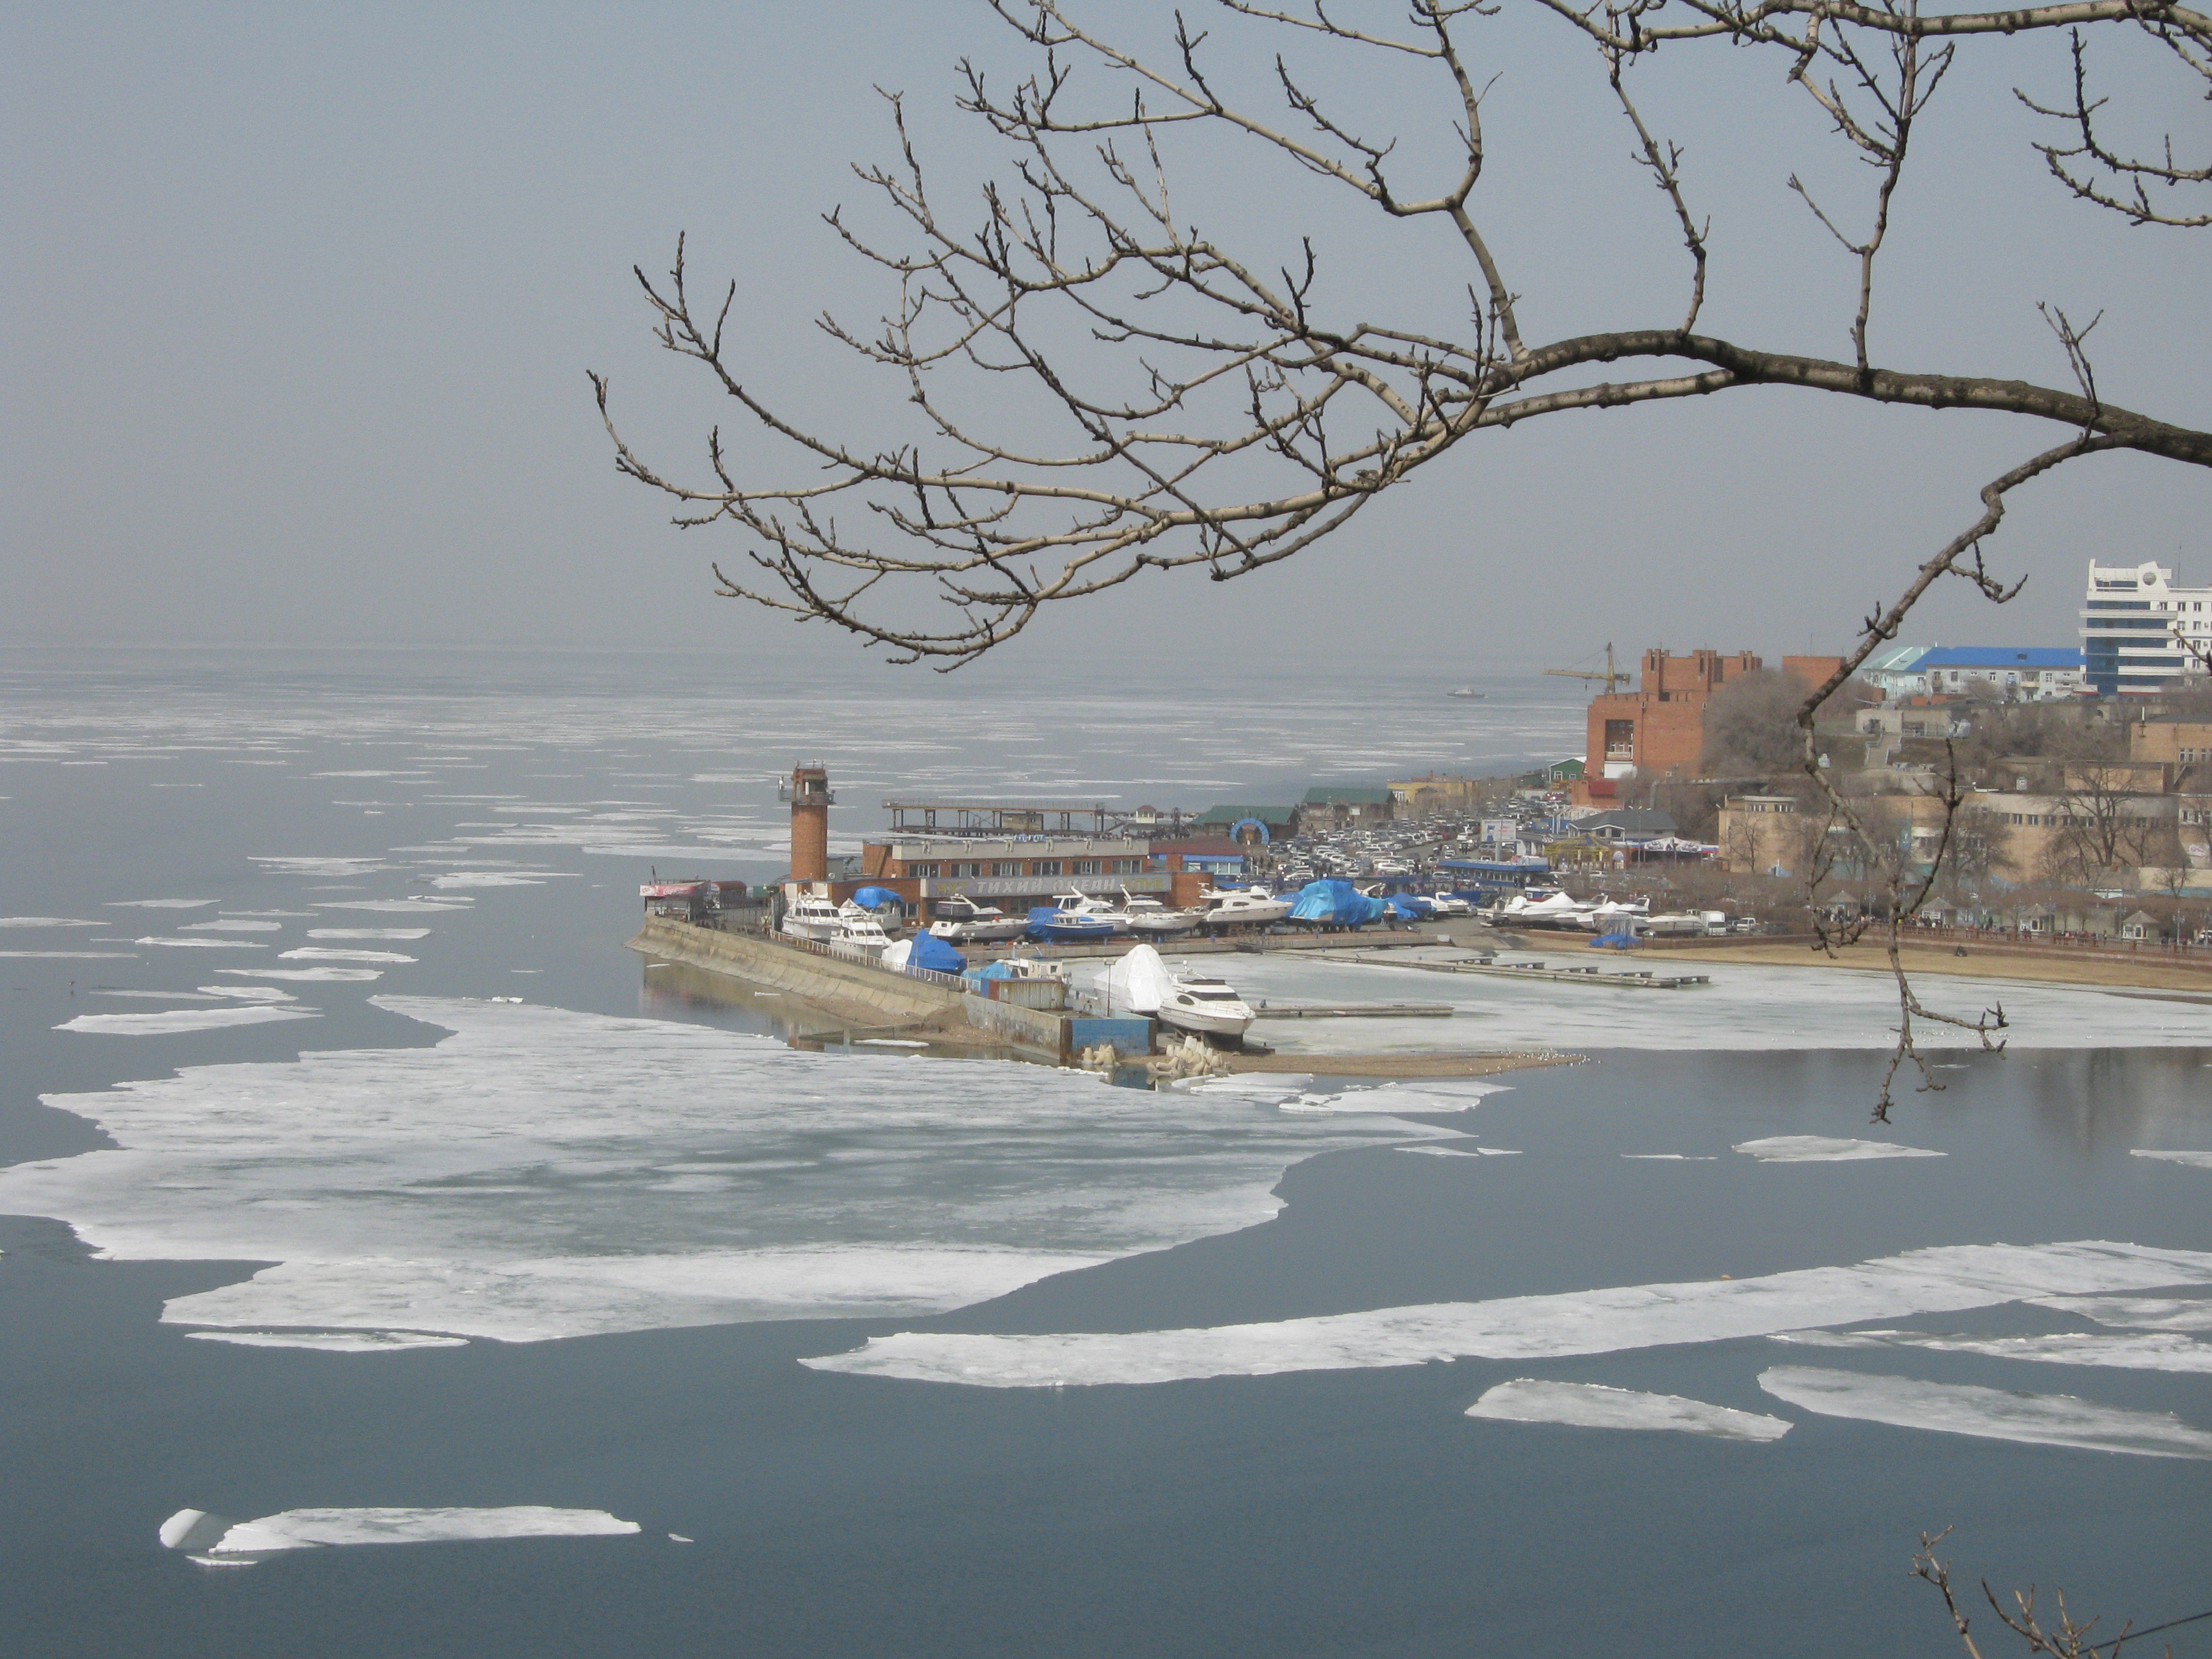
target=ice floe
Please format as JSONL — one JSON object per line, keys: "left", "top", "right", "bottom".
{"left": 56, "top": 1007, "right": 321, "bottom": 1036}
{"left": 0, "top": 917, "right": 102, "bottom": 928}
{"left": 218, "top": 966, "right": 383, "bottom": 982}
{"left": 280, "top": 947, "right": 416, "bottom": 964}
{"left": 96, "top": 990, "right": 221, "bottom": 1000}
{"left": 179, "top": 919, "right": 284, "bottom": 933}
{"left": 308, "top": 927, "right": 432, "bottom": 940}
{"left": 1757, "top": 1366, "right": 2212, "bottom": 1458}
{"left": 800, "top": 1241, "right": 2212, "bottom": 1388}
{"left": 1732, "top": 1136, "right": 1944, "bottom": 1162}
{"left": 1623, "top": 1154, "right": 1720, "bottom": 1161}
{"left": 1396, "top": 1145, "right": 1520, "bottom": 1157}
{"left": 2133, "top": 1149, "right": 2212, "bottom": 1169}
{"left": 0, "top": 951, "right": 139, "bottom": 959}
{"left": 199, "top": 985, "right": 297, "bottom": 1001}
{"left": 1, "top": 997, "right": 1463, "bottom": 1343}
{"left": 315, "top": 899, "right": 473, "bottom": 914}
{"left": 1464, "top": 1379, "right": 1791, "bottom": 1441}
{"left": 107, "top": 899, "right": 217, "bottom": 908}
{"left": 427, "top": 871, "right": 560, "bottom": 887}
{"left": 183, "top": 1328, "right": 468, "bottom": 1352}
{"left": 2033, "top": 1295, "right": 2212, "bottom": 1332}
{"left": 1769, "top": 1327, "right": 2212, "bottom": 1372}
{"left": 135, "top": 937, "right": 269, "bottom": 950}
{"left": 159, "top": 1505, "right": 638, "bottom": 1564}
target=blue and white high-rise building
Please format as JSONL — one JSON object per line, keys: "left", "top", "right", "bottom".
{"left": 2080, "top": 560, "right": 2212, "bottom": 695}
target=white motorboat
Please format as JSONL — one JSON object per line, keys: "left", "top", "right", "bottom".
{"left": 780, "top": 893, "right": 843, "bottom": 942}
{"left": 1104, "top": 945, "right": 1253, "bottom": 1040}
{"left": 826, "top": 913, "right": 894, "bottom": 958}
{"left": 839, "top": 898, "right": 902, "bottom": 935}
{"left": 1494, "top": 890, "right": 1597, "bottom": 930}
{"left": 1428, "top": 895, "right": 1472, "bottom": 916}
{"left": 1447, "top": 686, "right": 1486, "bottom": 699}
{"left": 1637, "top": 912, "right": 1709, "bottom": 937}
{"left": 1117, "top": 889, "right": 1198, "bottom": 935}
{"left": 1576, "top": 897, "right": 1651, "bottom": 933}
{"left": 1199, "top": 887, "right": 1292, "bottom": 928}
{"left": 927, "top": 896, "right": 1028, "bottom": 943}
{"left": 1157, "top": 973, "right": 1256, "bottom": 1040}
{"left": 1048, "top": 891, "right": 1133, "bottom": 934}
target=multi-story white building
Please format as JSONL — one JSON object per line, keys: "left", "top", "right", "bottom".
{"left": 2082, "top": 560, "right": 2212, "bottom": 695}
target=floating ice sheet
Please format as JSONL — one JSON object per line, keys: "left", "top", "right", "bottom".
{"left": 56, "top": 1007, "right": 320, "bottom": 1036}
{"left": 159, "top": 1505, "right": 638, "bottom": 1564}
{"left": 1623, "top": 1154, "right": 1720, "bottom": 1161}
{"left": 1769, "top": 1327, "right": 2212, "bottom": 1372}
{"left": 179, "top": 920, "right": 283, "bottom": 933}
{"left": 2034, "top": 1295, "right": 2212, "bottom": 1332}
{"left": 199, "top": 985, "right": 297, "bottom": 1002}
{"left": 280, "top": 947, "right": 415, "bottom": 964}
{"left": 1464, "top": 1379, "right": 1791, "bottom": 1441}
{"left": 2, "top": 998, "right": 1461, "bottom": 1343}
{"left": 1396, "top": 1145, "right": 1520, "bottom": 1157}
{"left": 183, "top": 1328, "right": 469, "bottom": 1352}
{"left": 107, "top": 899, "right": 216, "bottom": 909}
{"left": 0, "top": 951, "right": 139, "bottom": 959}
{"left": 0, "top": 916, "right": 102, "bottom": 928}
{"left": 1757, "top": 1366, "right": 2212, "bottom": 1458}
{"left": 315, "top": 899, "right": 474, "bottom": 914}
{"left": 135, "top": 937, "right": 269, "bottom": 950}
{"left": 2133, "top": 1149, "right": 2212, "bottom": 1169}
{"left": 1734, "top": 1136, "right": 1944, "bottom": 1162}
{"left": 308, "top": 928, "right": 432, "bottom": 940}
{"left": 800, "top": 1241, "right": 2212, "bottom": 1388}
{"left": 218, "top": 966, "right": 383, "bottom": 982}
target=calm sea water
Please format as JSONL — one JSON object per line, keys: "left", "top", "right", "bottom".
{"left": 2, "top": 649, "right": 2207, "bottom": 1658}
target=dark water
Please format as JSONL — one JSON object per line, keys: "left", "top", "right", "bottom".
{"left": 2, "top": 651, "right": 2208, "bottom": 1657}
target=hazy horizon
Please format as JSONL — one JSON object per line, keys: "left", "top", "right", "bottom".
{"left": 7, "top": 4, "right": 2205, "bottom": 676}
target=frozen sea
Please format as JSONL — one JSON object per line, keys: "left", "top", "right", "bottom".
{"left": 3, "top": 647, "right": 2209, "bottom": 1658}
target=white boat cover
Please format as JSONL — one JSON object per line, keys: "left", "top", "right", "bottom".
{"left": 1105, "top": 943, "right": 1173, "bottom": 1014}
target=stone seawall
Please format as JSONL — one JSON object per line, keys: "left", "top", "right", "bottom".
{"left": 628, "top": 916, "right": 963, "bottom": 1026}
{"left": 626, "top": 916, "right": 1084, "bottom": 1057}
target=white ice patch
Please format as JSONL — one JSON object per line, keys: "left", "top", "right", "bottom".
{"left": 2, "top": 997, "right": 1460, "bottom": 1344}
{"left": 1733, "top": 1136, "right": 1945, "bottom": 1162}
{"left": 315, "top": 899, "right": 473, "bottom": 914}
{"left": 2034, "top": 1295, "right": 2212, "bottom": 1332}
{"left": 0, "top": 917, "right": 102, "bottom": 928}
{"left": 179, "top": 920, "right": 284, "bottom": 933}
{"left": 159, "top": 1505, "right": 638, "bottom": 1564}
{"left": 799, "top": 1241, "right": 2212, "bottom": 1388}
{"left": 1464, "top": 1378, "right": 1791, "bottom": 1441}
{"left": 199, "top": 985, "right": 298, "bottom": 1002}
{"left": 280, "top": 947, "right": 416, "bottom": 964}
{"left": 427, "top": 872, "right": 565, "bottom": 888}
{"left": 182, "top": 1329, "right": 468, "bottom": 1352}
{"left": 56, "top": 1007, "right": 320, "bottom": 1036}
{"left": 251, "top": 856, "right": 391, "bottom": 876}
{"left": 135, "top": 937, "right": 268, "bottom": 950}
{"left": 96, "top": 990, "right": 221, "bottom": 1000}
{"left": 2133, "top": 1149, "right": 2212, "bottom": 1169}
{"left": 107, "top": 899, "right": 217, "bottom": 909}
{"left": 1396, "top": 1145, "right": 1520, "bottom": 1157}
{"left": 218, "top": 966, "right": 383, "bottom": 982}
{"left": 1758, "top": 1366, "right": 2212, "bottom": 1459}
{"left": 308, "top": 928, "right": 432, "bottom": 940}
{"left": 1770, "top": 1327, "right": 2212, "bottom": 1373}
{"left": 1623, "top": 1154, "right": 1720, "bottom": 1161}
{"left": 0, "top": 951, "right": 139, "bottom": 959}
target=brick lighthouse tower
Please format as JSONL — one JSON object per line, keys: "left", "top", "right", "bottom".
{"left": 780, "top": 763, "right": 833, "bottom": 886}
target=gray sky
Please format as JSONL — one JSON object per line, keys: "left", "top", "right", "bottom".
{"left": 5, "top": 2, "right": 2205, "bottom": 679}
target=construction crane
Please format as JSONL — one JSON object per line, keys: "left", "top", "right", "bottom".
{"left": 1543, "top": 642, "right": 1630, "bottom": 695}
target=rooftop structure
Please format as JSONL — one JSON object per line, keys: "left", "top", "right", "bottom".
{"left": 2082, "top": 560, "right": 2212, "bottom": 695}
{"left": 880, "top": 799, "right": 1157, "bottom": 837}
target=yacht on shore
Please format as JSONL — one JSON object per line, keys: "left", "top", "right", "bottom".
{"left": 826, "top": 911, "right": 895, "bottom": 958}
{"left": 1199, "top": 887, "right": 1293, "bottom": 928}
{"left": 1118, "top": 888, "right": 1199, "bottom": 936}
{"left": 780, "top": 893, "right": 843, "bottom": 942}
{"left": 927, "top": 896, "right": 1029, "bottom": 944}
{"left": 1156, "top": 971, "right": 1256, "bottom": 1040}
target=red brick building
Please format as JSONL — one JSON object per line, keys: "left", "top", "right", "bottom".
{"left": 1577, "top": 648, "right": 1764, "bottom": 803}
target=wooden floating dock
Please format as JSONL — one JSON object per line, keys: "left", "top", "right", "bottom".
{"left": 1321, "top": 953, "right": 1711, "bottom": 990}
{"left": 1252, "top": 1002, "right": 1458, "bottom": 1019}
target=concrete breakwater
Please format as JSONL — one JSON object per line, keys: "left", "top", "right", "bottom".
{"left": 626, "top": 916, "right": 1148, "bottom": 1061}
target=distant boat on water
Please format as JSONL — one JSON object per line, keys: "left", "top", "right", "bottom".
{"left": 1447, "top": 686, "right": 1486, "bottom": 699}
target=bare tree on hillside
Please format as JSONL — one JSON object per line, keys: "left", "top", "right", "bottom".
{"left": 594, "top": 0, "right": 2212, "bottom": 1114}
{"left": 2040, "top": 766, "right": 2182, "bottom": 883}
{"left": 1699, "top": 669, "right": 1808, "bottom": 778}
